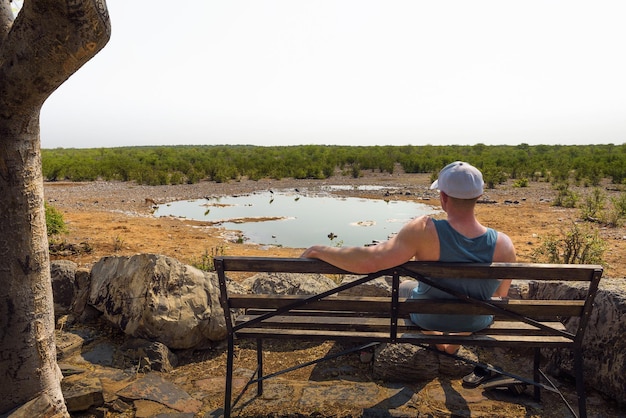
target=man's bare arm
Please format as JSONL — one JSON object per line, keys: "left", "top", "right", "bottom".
{"left": 301, "top": 216, "right": 432, "bottom": 273}
{"left": 492, "top": 231, "right": 517, "bottom": 297}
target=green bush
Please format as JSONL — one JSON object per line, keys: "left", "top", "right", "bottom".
{"left": 531, "top": 222, "right": 605, "bottom": 266}
{"left": 579, "top": 188, "right": 605, "bottom": 222}
{"left": 482, "top": 166, "right": 507, "bottom": 189}
{"left": 350, "top": 164, "right": 361, "bottom": 179}
{"left": 191, "top": 247, "right": 225, "bottom": 271}
{"left": 552, "top": 181, "right": 579, "bottom": 208}
{"left": 45, "top": 202, "right": 68, "bottom": 236}
{"left": 512, "top": 178, "right": 529, "bottom": 188}
{"left": 603, "top": 193, "right": 626, "bottom": 227}
{"left": 579, "top": 188, "right": 626, "bottom": 227}
{"left": 612, "top": 192, "right": 626, "bottom": 217}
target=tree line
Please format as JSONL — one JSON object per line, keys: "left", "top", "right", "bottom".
{"left": 42, "top": 143, "right": 626, "bottom": 186}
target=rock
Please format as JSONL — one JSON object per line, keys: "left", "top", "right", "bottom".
{"left": 55, "top": 330, "right": 85, "bottom": 360}
{"left": 72, "top": 267, "right": 92, "bottom": 316}
{"left": 373, "top": 343, "right": 440, "bottom": 382}
{"left": 81, "top": 342, "right": 116, "bottom": 367}
{"left": 2, "top": 393, "right": 64, "bottom": 418}
{"left": 527, "top": 279, "right": 626, "bottom": 405}
{"left": 88, "top": 254, "right": 226, "bottom": 350}
{"left": 133, "top": 399, "right": 173, "bottom": 417}
{"left": 438, "top": 346, "right": 477, "bottom": 377}
{"left": 61, "top": 375, "right": 105, "bottom": 412}
{"left": 373, "top": 343, "right": 477, "bottom": 382}
{"left": 508, "top": 280, "right": 532, "bottom": 299}
{"left": 241, "top": 272, "right": 337, "bottom": 295}
{"left": 114, "top": 338, "right": 178, "bottom": 373}
{"left": 49, "top": 241, "right": 93, "bottom": 256}
{"left": 58, "top": 363, "right": 89, "bottom": 377}
{"left": 78, "top": 304, "right": 103, "bottom": 323}
{"left": 117, "top": 373, "right": 202, "bottom": 414}
{"left": 225, "top": 276, "right": 248, "bottom": 295}
{"left": 50, "top": 260, "right": 78, "bottom": 316}
{"left": 338, "top": 275, "right": 393, "bottom": 297}
{"left": 109, "top": 398, "right": 132, "bottom": 414}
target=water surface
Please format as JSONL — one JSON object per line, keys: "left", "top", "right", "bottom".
{"left": 154, "top": 188, "right": 438, "bottom": 248}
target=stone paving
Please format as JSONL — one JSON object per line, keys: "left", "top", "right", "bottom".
{"left": 56, "top": 332, "right": 624, "bottom": 418}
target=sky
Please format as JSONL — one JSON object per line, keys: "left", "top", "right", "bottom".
{"left": 24, "top": 1, "right": 626, "bottom": 149}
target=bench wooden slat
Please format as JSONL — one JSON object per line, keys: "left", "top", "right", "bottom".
{"left": 229, "top": 294, "right": 394, "bottom": 313}
{"left": 485, "top": 320, "right": 567, "bottom": 333}
{"left": 400, "top": 262, "right": 601, "bottom": 281}
{"left": 234, "top": 327, "right": 573, "bottom": 347}
{"left": 236, "top": 314, "right": 567, "bottom": 336}
{"left": 218, "top": 256, "right": 602, "bottom": 281}
{"left": 399, "top": 299, "right": 584, "bottom": 316}
{"left": 229, "top": 294, "right": 585, "bottom": 317}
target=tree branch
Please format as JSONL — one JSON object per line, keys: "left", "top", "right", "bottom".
{"left": 0, "top": 0, "right": 14, "bottom": 44}
{"left": 0, "top": 0, "right": 111, "bottom": 117}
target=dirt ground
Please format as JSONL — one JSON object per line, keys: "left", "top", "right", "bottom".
{"left": 44, "top": 171, "right": 626, "bottom": 417}
{"left": 45, "top": 170, "right": 626, "bottom": 279}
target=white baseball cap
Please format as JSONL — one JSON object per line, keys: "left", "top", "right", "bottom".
{"left": 430, "top": 161, "right": 484, "bottom": 199}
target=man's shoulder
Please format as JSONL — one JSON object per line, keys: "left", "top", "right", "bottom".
{"left": 399, "top": 215, "right": 436, "bottom": 239}
{"left": 408, "top": 214, "right": 433, "bottom": 227}
{"left": 495, "top": 230, "right": 513, "bottom": 242}
{"left": 494, "top": 231, "right": 517, "bottom": 261}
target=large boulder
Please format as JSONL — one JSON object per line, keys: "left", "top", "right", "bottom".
{"left": 525, "top": 279, "right": 626, "bottom": 405}
{"left": 337, "top": 274, "right": 394, "bottom": 297}
{"left": 88, "top": 254, "right": 226, "bottom": 349}
{"left": 241, "top": 272, "right": 337, "bottom": 295}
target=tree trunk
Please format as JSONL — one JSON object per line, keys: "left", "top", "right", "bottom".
{"left": 0, "top": 1, "right": 110, "bottom": 414}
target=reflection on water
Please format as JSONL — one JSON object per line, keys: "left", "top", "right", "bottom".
{"left": 153, "top": 187, "right": 439, "bottom": 248}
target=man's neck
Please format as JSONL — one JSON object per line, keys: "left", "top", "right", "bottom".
{"left": 445, "top": 212, "right": 486, "bottom": 239}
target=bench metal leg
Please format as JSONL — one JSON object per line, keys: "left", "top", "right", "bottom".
{"left": 224, "top": 338, "right": 267, "bottom": 417}
{"left": 257, "top": 338, "right": 264, "bottom": 396}
{"left": 574, "top": 347, "right": 587, "bottom": 418}
{"left": 224, "top": 335, "right": 235, "bottom": 418}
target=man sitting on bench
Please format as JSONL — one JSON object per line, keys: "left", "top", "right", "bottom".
{"left": 300, "top": 161, "right": 516, "bottom": 355}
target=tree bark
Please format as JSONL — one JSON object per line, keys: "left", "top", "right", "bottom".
{"left": 0, "top": 0, "right": 110, "bottom": 414}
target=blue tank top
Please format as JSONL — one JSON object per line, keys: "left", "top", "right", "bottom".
{"left": 409, "top": 219, "right": 500, "bottom": 332}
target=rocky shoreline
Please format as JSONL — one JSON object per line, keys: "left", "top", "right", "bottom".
{"left": 44, "top": 173, "right": 626, "bottom": 278}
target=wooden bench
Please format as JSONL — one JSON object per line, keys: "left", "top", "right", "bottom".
{"left": 215, "top": 256, "right": 603, "bottom": 418}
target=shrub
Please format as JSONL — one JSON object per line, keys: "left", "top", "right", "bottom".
{"left": 191, "top": 247, "right": 225, "bottom": 271}
{"left": 579, "top": 188, "right": 626, "bottom": 227}
{"left": 531, "top": 222, "right": 606, "bottom": 266}
{"left": 579, "top": 188, "right": 605, "bottom": 222}
{"left": 603, "top": 193, "right": 626, "bottom": 227}
{"left": 552, "top": 181, "right": 579, "bottom": 208}
{"left": 482, "top": 166, "right": 507, "bottom": 189}
{"left": 512, "top": 178, "right": 529, "bottom": 188}
{"left": 45, "top": 202, "right": 67, "bottom": 236}
{"left": 112, "top": 236, "right": 125, "bottom": 252}
{"left": 351, "top": 164, "right": 361, "bottom": 179}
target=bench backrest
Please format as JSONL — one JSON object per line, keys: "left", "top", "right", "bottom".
{"left": 215, "top": 257, "right": 603, "bottom": 344}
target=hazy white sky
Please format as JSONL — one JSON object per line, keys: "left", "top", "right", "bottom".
{"left": 35, "top": 1, "right": 626, "bottom": 149}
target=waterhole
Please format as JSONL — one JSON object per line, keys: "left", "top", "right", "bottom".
{"left": 154, "top": 186, "right": 439, "bottom": 248}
